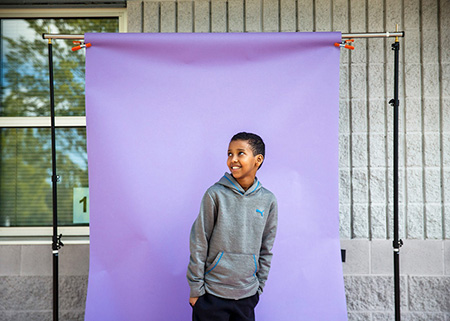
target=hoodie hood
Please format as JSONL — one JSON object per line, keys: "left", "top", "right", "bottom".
{"left": 217, "top": 172, "right": 262, "bottom": 196}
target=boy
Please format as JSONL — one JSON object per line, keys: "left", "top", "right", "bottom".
{"left": 187, "top": 132, "right": 278, "bottom": 321}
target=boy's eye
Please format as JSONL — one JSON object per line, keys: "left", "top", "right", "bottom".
{"left": 228, "top": 153, "right": 233, "bottom": 157}
{"left": 238, "top": 152, "right": 245, "bottom": 156}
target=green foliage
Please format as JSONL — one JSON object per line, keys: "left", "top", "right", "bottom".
{"left": 2, "top": 18, "right": 118, "bottom": 117}
{"left": 0, "top": 18, "right": 118, "bottom": 226}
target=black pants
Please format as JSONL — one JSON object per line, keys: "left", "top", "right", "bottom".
{"left": 192, "top": 292, "right": 259, "bottom": 321}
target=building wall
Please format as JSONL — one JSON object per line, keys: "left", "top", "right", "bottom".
{"left": 0, "top": 245, "right": 88, "bottom": 320}
{"left": 1, "top": 0, "right": 449, "bottom": 320}
{"left": 125, "top": 0, "right": 450, "bottom": 241}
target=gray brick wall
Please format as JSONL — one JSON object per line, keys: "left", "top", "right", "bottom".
{"left": 128, "top": 0, "right": 449, "bottom": 241}
{"left": 2, "top": 242, "right": 449, "bottom": 319}
{"left": 342, "top": 240, "right": 450, "bottom": 320}
{"left": 0, "top": 245, "right": 88, "bottom": 321}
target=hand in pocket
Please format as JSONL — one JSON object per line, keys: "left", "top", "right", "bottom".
{"left": 189, "top": 297, "right": 199, "bottom": 307}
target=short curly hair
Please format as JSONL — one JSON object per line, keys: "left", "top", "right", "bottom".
{"left": 230, "top": 132, "right": 265, "bottom": 169}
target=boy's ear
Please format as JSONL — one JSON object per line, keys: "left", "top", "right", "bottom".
{"left": 256, "top": 155, "right": 264, "bottom": 166}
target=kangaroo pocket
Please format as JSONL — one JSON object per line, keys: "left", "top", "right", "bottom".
{"left": 205, "top": 252, "right": 258, "bottom": 288}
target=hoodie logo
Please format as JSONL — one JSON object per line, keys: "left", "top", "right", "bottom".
{"left": 256, "top": 209, "right": 264, "bottom": 217}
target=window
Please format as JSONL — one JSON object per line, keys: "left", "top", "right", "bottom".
{"left": 0, "top": 9, "right": 126, "bottom": 239}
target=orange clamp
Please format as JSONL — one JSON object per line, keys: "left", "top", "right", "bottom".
{"left": 72, "top": 42, "right": 92, "bottom": 51}
{"left": 334, "top": 39, "right": 355, "bottom": 50}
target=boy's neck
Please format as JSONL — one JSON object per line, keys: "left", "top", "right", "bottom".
{"left": 233, "top": 175, "right": 256, "bottom": 191}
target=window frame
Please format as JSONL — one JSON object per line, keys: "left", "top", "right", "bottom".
{"left": 0, "top": 8, "right": 127, "bottom": 242}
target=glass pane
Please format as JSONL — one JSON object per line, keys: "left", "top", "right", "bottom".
{"left": 0, "top": 18, "right": 118, "bottom": 117}
{"left": 0, "top": 127, "right": 89, "bottom": 226}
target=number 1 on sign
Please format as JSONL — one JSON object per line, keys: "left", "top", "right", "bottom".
{"left": 80, "top": 196, "right": 87, "bottom": 213}
{"left": 73, "top": 188, "right": 89, "bottom": 224}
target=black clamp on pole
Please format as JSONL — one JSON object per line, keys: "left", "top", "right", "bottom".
{"left": 52, "top": 234, "right": 64, "bottom": 253}
{"left": 389, "top": 98, "right": 399, "bottom": 108}
{"left": 393, "top": 239, "right": 403, "bottom": 252}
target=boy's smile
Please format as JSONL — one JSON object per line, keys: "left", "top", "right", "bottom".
{"left": 227, "top": 140, "right": 264, "bottom": 191}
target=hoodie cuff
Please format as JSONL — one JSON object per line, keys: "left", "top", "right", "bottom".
{"left": 190, "top": 286, "right": 206, "bottom": 298}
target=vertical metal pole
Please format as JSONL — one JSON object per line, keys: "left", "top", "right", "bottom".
{"left": 391, "top": 31, "right": 402, "bottom": 321}
{"left": 48, "top": 38, "right": 59, "bottom": 321}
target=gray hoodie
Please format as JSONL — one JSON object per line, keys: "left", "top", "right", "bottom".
{"left": 187, "top": 172, "right": 278, "bottom": 300}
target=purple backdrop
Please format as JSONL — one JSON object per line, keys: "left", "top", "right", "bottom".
{"left": 84, "top": 32, "right": 346, "bottom": 320}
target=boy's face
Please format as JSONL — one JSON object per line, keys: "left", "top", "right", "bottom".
{"left": 227, "top": 139, "right": 264, "bottom": 185}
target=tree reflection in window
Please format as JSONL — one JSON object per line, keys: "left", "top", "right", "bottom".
{"left": 0, "top": 18, "right": 118, "bottom": 226}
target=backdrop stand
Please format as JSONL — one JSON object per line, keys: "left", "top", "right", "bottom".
{"left": 47, "top": 37, "right": 64, "bottom": 321}
{"left": 389, "top": 28, "right": 403, "bottom": 321}
{"left": 43, "top": 30, "right": 405, "bottom": 321}
{"left": 42, "top": 31, "right": 405, "bottom": 40}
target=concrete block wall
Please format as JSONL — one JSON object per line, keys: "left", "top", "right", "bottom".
{"left": 1, "top": 0, "right": 449, "bottom": 319}
{"left": 125, "top": 0, "right": 449, "bottom": 240}
{"left": 342, "top": 240, "right": 450, "bottom": 320}
{"left": 0, "top": 245, "right": 88, "bottom": 321}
